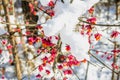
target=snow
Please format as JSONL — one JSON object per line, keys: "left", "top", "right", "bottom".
{"left": 87, "top": 64, "right": 99, "bottom": 80}
{"left": 39, "top": 0, "right": 51, "bottom": 6}
{"left": 42, "top": 0, "right": 99, "bottom": 36}
{"left": 60, "top": 31, "right": 90, "bottom": 60}
{"left": 42, "top": 0, "right": 99, "bottom": 60}
{"left": 2, "top": 0, "right": 119, "bottom": 80}
{"left": 0, "top": 51, "right": 10, "bottom": 68}
{"left": 5, "top": 66, "right": 16, "bottom": 79}
{"left": 0, "top": 28, "right": 6, "bottom": 35}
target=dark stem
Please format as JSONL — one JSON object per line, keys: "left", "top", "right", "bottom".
{"left": 115, "top": 0, "right": 118, "bottom": 20}
{"left": 117, "top": 71, "right": 120, "bottom": 80}
{"left": 85, "top": 62, "right": 89, "bottom": 80}
{"left": 111, "top": 42, "right": 117, "bottom": 80}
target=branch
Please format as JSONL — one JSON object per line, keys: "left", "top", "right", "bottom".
{"left": 0, "top": 21, "right": 37, "bottom": 26}
{"left": 79, "top": 19, "right": 120, "bottom": 27}
{"left": 52, "top": 34, "right": 62, "bottom": 72}
{"left": 2, "top": 0, "right": 22, "bottom": 80}
{"left": 111, "top": 42, "right": 117, "bottom": 80}
{"left": 69, "top": 66, "right": 81, "bottom": 80}
{"left": 88, "top": 50, "right": 118, "bottom": 74}
{"left": 85, "top": 62, "right": 89, "bottom": 80}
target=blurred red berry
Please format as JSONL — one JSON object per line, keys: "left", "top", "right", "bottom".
{"left": 63, "top": 77, "right": 68, "bottom": 80}
{"left": 48, "top": 1, "right": 54, "bottom": 7}
{"left": 63, "top": 70, "right": 72, "bottom": 75}
{"left": 36, "top": 74, "right": 41, "bottom": 78}
{"left": 81, "top": 58, "right": 87, "bottom": 63}
{"left": 87, "top": 17, "right": 96, "bottom": 24}
{"left": 94, "top": 33, "right": 102, "bottom": 41}
{"left": 38, "top": 65, "right": 43, "bottom": 71}
{"left": 107, "top": 55, "right": 112, "bottom": 60}
{"left": 58, "top": 65, "right": 63, "bottom": 69}
{"left": 7, "top": 44, "right": 13, "bottom": 49}
{"left": 0, "top": 49, "right": 2, "bottom": 54}
{"left": 65, "top": 45, "right": 71, "bottom": 51}
{"left": 46, "top": 10, "right": 55, "bottom": 17}
{"left": 46, "top": 70, "right": 50, "bottom": 75}
{"left": 111, "top": 31, "right": 119, "bottom": 38}
{"left": 88, "top": 6, "right": 94, "bottom": 14}
{"left": 36, "top": 25, "right": 43, "bottom": 29}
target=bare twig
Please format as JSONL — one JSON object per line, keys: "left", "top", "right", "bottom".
{"left": 88, "top": 50, "right": 118, "bottom": 74}
{"left": 69, "top": 66, "right": 81, "bottom": 80}
{"left": 79, "top": 19, "right": 120, "bottom": 27}
{"left": 2, "top": 0, "right": 22, "bottom": 80}
{"left": 85, "top": 62, "right": 89, "bottom": 80}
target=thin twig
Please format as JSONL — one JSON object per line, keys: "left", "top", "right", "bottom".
{"left": 85, "top": 62, "right": 89, "bottom": 80}
{"left": 69, "top": 66, "right": 81, "bottom": 80}
{"left": 79, "top": 19, "right": 120, "bottom": 27}
{"left": 88, "top": 50, "right": 118, "bottom": 74}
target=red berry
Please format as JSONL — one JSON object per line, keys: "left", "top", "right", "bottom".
{"left": 111, "top": 31, "right": 119, "bottom": 38}
{"left": 48, "top": 1, "right": 54, "bottom": 7}
{"left": 63, "top": 77, "right": 68, "bottom": 80}
{"left": 46, "top": 70, "right": 50, "bottom": 75}
{"left": 94, "top": 33, "right": 102, "bottom": 41}
{"left": 63, "top": 70, "right": 72, "bottom": 75}
{"left": 65, "top": 45, "right": 71, "bottom": 51}
{"left": 36, "top": 74, "right": 41, "bottom": 78}
{"left": 58, "top": 65, "right": 63, "bottom": 69}
{"left": 0, "top": 49, "right": 2, "bottom": 54}
{"left": 38, "top": 65, "right": 43, "bottom": 71}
